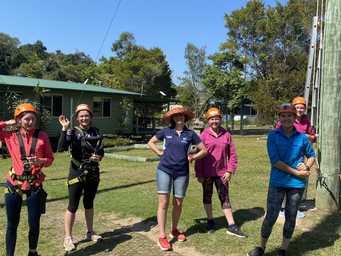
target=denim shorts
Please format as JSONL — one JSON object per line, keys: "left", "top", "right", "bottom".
{"left": 156, "top": 169, "right": 189, "bottom": 198}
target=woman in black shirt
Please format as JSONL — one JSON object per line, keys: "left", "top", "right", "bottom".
{"left": 58, "top": 104, "right": 104, "bottom": 252}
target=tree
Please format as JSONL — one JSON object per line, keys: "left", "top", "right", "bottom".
{"left": 44, "top": 51, "right": 94, "bottom": 82}
{"left": 93, "top": 32, "right": 176, "bottom": 117}
{"left": 18, "top": 40, "right": 48, "bottom": 62}
{"left": 178, "top": 43, "right": 208, "bottom": 120}
{"left": 111, "top": 32, "right": 137, "bottom": 58}
{"left": 14, "top": 41, "right": 94, "bottom": 82}
{"left": 223, "top": 0, "right": 316, "bottom": 123}
{"left": 96, "top": 32, "right": 175, "bottom": 97}
{"left": 0, "top": 33, "right": 21, "bottom": 74}
{"left": 184, "top": 43, "right": 206, "bottom": 92}
{"left": 176, "top": 79, "right": 195, "bottom": 109}
{"left": 0, "top": 32, "right": 176, "bottom": 119}
{"left": 203, "top": 50, "right": 247, "bottom": 129}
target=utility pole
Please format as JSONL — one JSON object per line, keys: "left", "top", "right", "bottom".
{"left": 316, "top": 0, "right": 341, "bottom": 211}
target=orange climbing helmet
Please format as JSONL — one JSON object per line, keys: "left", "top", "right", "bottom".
{"left": 75, "top": 104, "right": 93, "bottom": 116}
{"left": 277, "top": 103, "right": 296, "bottom": 115}
{"left": 206, "top": 107, "right": 222, "bottom": 120}
{"left": 14, "top": 103, "right": 37, "bottom": 118}
{"left": 292, "top": 96, "right": 306, "bottom": 106}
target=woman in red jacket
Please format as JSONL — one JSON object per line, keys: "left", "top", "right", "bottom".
{"left": 0, "top": 103, "right": 54, "bottom": 256}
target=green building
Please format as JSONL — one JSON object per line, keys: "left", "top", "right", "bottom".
{"left": 0, "top": 75, "right": 150, "bottom": 137}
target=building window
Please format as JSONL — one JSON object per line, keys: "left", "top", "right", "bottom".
{"left": 42, "top": 95, "right": 62, "bottom": 117}
{"left": 93, "top": 97, "right": 111, "bottom": 117}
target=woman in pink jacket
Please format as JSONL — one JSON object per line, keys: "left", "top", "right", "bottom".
{"left": 274, "top": 97, "right": 316, "bottom": 143}
{"left": 195, "top": 107, "right": 246, "bottom": 237}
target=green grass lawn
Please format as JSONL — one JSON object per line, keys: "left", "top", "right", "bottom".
{"left": 0, "top": 136, "right": 340, "bottom": 255}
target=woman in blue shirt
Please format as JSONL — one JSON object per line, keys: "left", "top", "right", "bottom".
{"left": 148, "top": 105, "right": 207, "bottom": 251}
{"left": 248, "top": 103, "right": 315, "bottom": 256}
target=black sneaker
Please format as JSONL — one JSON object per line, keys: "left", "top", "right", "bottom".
{"left": 247, "top": 246, "right": 264, "bottom": 256}
{"left": 207, "top": 219, "right": 215, "bottom": 233}
{"left": 226, "top": 224, "right": 247, "bottom": 238}
{"left": 28, "top": 252, "right": 40, "bottom": 256}
{"left": 277, "top": 249, "right": 286, "bottom": 256}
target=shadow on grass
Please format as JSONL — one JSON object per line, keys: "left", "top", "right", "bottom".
{"left": 67, "top": 216, "right": 157, "bottom": 255}
{"left": 44, "top": 171, "right": 108, "bottom": 182}
{"left": 266, "top": 212, "right": 341, "bottom": 256}
{"left": 67, "top": 232, "right": 132, "bottom": 256}
{"left": 46, "top": 179, "right": 155, "bottom": 204}
{"left": 234, "top": 207, "right": 265, "bottom": 226}
{"left": 0, "top": 179, "right": 155, "bottom": 208}
{"left": 299, "top": 199, "right": 315, "bottom": 212}
{"left": 185, "top": 207, "right": 265, "bottom": 236}
{"left": 111, "top": 215, "right": 158, "bottom": 234}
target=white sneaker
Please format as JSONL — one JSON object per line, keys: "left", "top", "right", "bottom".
{"left": 86, "top": 231, "right": 103, "bottom": 242}
{"left": 63, "top": 237, "right": 76, "bottom": 252}
{"left": 296, "top": 210, "right": 305, "bottom": 219}
{"left": 278, "top": 209, "right": 285, "bottom": 218}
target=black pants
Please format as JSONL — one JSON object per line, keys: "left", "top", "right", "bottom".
{"left": 5, "top": 183, "right": 42, "bottom": 256}
{"left": 202, "top": 176, "right": 231, "bottom": 209}
{"left": 261, "top": 186, "right": 304, "bottom": 239}
{"left": 67, "top": 166, "right": 100, "bottom": 213}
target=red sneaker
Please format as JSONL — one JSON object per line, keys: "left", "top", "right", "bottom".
{"left": 169, "top": 229, "right": 186, "bottom": 242}
{"left": 158, "top": 236, "right": 171, "bottom": 251}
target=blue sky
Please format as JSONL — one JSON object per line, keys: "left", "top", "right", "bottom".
{"left": 1, "top": 0, "right": 287, "bottom": 82}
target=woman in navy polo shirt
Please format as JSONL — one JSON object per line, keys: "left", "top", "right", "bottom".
{"left": 148, "top": 105, "right": 207, "bottom": 251}
{"left": 248, "top": 103, "right": 315, "bottom": 256}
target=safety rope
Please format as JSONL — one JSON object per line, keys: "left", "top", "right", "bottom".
{"left": 316, "top": 170, "right": 341, "bottom": 207}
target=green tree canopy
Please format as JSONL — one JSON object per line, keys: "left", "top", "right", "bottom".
{"left": 223, "top": 0, "right": 316, "bottom": 123}
{"left": 94, "top": 32, "right": 176, "bottom": 98}
{"left": 0, "top": 32, "right": 176, "bottom": 118}
{"left": 91, "top": 32, "right": 176, "bottom": 117}
{"left": 203, "top": 50, "right": 247, "bottom": 113}
{"left": 177, "top": 43, "right": 208, "bottom": 120}
{"left": 0, "top": 33, "right": 21, "bottom": 74}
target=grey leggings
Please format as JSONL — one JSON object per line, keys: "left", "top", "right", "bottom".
{"left": 261, "top": 186, "right": 304, "bottom": 239}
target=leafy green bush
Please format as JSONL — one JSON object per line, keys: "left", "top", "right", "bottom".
{"left": 102, "top": 136, "right": 133, "bottom": 147}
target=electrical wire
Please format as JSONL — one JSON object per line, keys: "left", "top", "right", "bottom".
{"left": 95, "top": 0, "right": 124, "bottom": 63}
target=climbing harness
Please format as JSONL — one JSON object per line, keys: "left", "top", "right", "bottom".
{"left": 7, "top": 129, "right": 41, "bottom": 190}
{"left": 67, "top": 127, "right": 103, "bottom": 186}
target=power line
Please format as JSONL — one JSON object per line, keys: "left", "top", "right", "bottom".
{"left": 95, "top": 0, "right": 123, "bottom": 62}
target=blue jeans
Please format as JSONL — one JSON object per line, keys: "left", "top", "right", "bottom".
{"left": 156, "top": 169, "right": 189, "bottom": 198}
{"left": 5, "top": 183, "right": 42, "bottom": 256}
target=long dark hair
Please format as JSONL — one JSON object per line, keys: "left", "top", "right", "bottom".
{"left": 169, "top": 114, "right": 188, "bottom": 128}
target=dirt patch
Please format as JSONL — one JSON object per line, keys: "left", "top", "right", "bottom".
{"left": 43, "top": 202, "right": 209, "bottom": 256}
{"left": 100, "top": 213, "right": 210, "bottom": 256}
